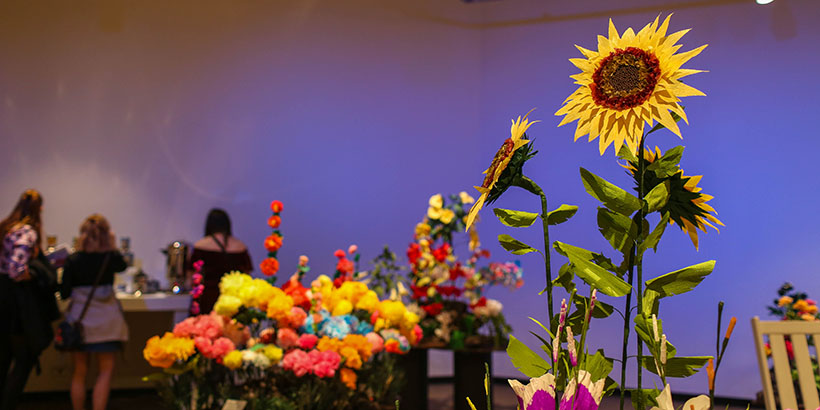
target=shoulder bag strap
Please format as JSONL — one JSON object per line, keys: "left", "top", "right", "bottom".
{"left": 76, "top": 252, "right": 111, "bottom": 323}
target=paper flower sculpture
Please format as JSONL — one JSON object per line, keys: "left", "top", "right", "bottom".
{"left": 508, "top": 371, "right": 605, "bottom": 410}
{"left": 555, "top": 15, "right": 707, "bottom": 155}
{"left": 625, "top": 146, "right": 723, "bottom": 249}
{"left": 465, "top": 111, "right": 537, "bottom": 231}
{"left": 650, "top": 384, "right": 709, "bottom": 410}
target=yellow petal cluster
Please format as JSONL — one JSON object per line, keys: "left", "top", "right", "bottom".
{"left": 213, "top": 295, "right": 242, "bottom": 317}
{"left": 143, "top": 332, "right": 195, "bottom": 369}
{"left": 223, "top": 350, "right": 243, "bottom": 370}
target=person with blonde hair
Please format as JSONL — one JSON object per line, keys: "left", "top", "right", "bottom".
{"left": 60, "top": 214, "right": 128, "bottom": 410}
{"left": 0, "top": 189, "right": 58, "bottom": 410}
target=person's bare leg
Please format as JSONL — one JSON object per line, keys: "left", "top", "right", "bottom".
{"left": 92, "top": 352, "right": 115, "bottom": 410}
{"left": 70, "top": 352, "right": 89, "bottom": 410}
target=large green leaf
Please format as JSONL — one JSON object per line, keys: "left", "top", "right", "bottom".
{"left": 597, "top": 207, "right": 636, "bottom": 253}
{"left": 553, "top": 242, "right": 631, "bottom": 297}
{"left": 547, "top": 204, "right": 579, "bottom": 225}
{"left": 550, "top": 263, "right": 576, "bottom": 294}
{"left": 493, "top": 208, "right": 539, "bottom": 228}
{"left": 634, "top": 313, "right": 677, "bottom": 358}
{"left": 639, "top": 213, "right": 670, "bottom": 254}
{"left": 580, "top": 168, "right": 642, "bottom": 216}
{"left": 582, "top": 350, "right": 613, "bottom": 382}
{"left": 644, "top": 180, "right": 670, "bottom": 213}
{"left": 642, "top": 356, "right": 711, "bottom": 378}
{"left": 498, "top": 234, "right": 538, "bottom": 255}
{"left": 646, "top": 146, "right": 684, "bottom": 178}
{"left": 642, "top": 289, "right": 661, "bottom": 316}
{"left": 573, "top": 295, "right": 614, "bottom": 319}
{"left": 645, "top": 261, "right": 716, "bottom": 298}
{"left": 507, "top": 335, "right": 551, "bottom": 378}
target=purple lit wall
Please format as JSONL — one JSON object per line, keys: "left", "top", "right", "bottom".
{"left": 1, "top": 0, "right": 818, "bottom": 399}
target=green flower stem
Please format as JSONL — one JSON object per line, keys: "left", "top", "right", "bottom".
{"left": 636, "top": 139, "right": 648, "bottom": 397}
{"left": 618, "top": 250, "right": 635, "bottom": 410}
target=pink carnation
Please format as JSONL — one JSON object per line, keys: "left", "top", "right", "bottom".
{"left": 277, "top": 328, "right": 299, "bottom": 350}
{"left": 211, "top": 337, "right": 236, "bottom": 360}
{"left": 287, "top": 307, "right": 308, "bottom": 328}
{"left": 193, "top": 260, "right": 204, "bottom": 272}
{"left": 191, "top": 284, "right": 205, "bottom": 299}
{"left": 298, "top": 334, "right": 318, "bottom": 350}
{"left": 412, "top": 324, "right": 423, "bottom": 344}
{"left": 365, "top": 332, "right": 384, "bottom": 353}
{"left": 192, "top": 273, "right": 203, "bottom": 286}
{"left": 311, "top": 350, "right": 341, "bottom": 378}
{"left": 282, "top": 349, "right": 313, "bottom": 377}
{"left": 194, "top": 313, "right": 224, "bottom": 340}
{"left": 173, "top": 317, "right": 198, "bottom": 338}
{"left": 194, "top": 336, "right": 214, "bottom": 357}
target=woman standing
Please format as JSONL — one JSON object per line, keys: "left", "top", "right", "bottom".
{"left": 0, "top": 189, "right": 57, "bottom": 410}
{"left": 191, "top": 208, "right": 253, "bottom": 313}
{"left": 60, "top": 214, "right": 128, "bottom": 410}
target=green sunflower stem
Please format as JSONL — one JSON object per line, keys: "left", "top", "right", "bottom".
{"left": 618, "top": 246, "right": 636, "bottom": 410}
{"left": 636, "top": 138, "right": 648, "bottom": 404}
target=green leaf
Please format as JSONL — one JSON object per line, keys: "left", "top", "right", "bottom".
{"left": 507, "top": 335, "right": 551, "bottom": 378}
{"left": 547, "top": 204, "right": 579, "bottom": 225}
{"left": 645, "top": 261, "right": 716, "bottom": 299}
{"left": 580, "top": 168, "right": 641, "bottom": 216}
{"left": 617, "top": 145, "right": 638, "bottom": 163}
{"left": 639, "top": 213, "right": 670, "bottom": 254}
{"left": 642, "top": 289, "right": 661, "bottom": 316}
{"left": 493, "top": 208, "right": 539, "bottom": 228}
{"left": 647, "top": 146, "right": 684, "bottom": 178}
{"left": 573, "top": 296, "right": 614, "bottom": 319}
{"left": 581, "top": 349, "right": 614, "bottom": 382}
{"left": 597, "top": 207, "right": 636, "bottom": 253}
{"left": 498, "top": 234, "right": 538, "bottom": 255}
{"left": 634, "top": 313, "right": 677, "bottom": 358}
{"left": 644, "top": 180, "right": 670, "bottom": 213}
{"left": 553, "top": 242, "right": 631, "bottom": 297}
{"left": 642, "top": 356, "right": 711, "bottom": 378}
{"left": 631, "top": 388, "right": 661, "bottom": 410}
{"left": 550, "top": 263, "right": 576, "bottom": 294}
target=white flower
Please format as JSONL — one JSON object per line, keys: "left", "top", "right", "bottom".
{"left": 651, "top": 385, "right": 709, "bottom": 410}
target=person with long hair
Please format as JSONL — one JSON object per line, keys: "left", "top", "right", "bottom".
{"left": 60, "top": 214, "right": 128, "bottom": 410}
{"left": 0, "top": 189, "right": 57, "bottom": 410}
{"left": 191, "top": 208, "right": 253, "bottom": 313}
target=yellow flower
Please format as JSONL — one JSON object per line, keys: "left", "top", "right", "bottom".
{"left": 219, "top": 271, "right": 253, "bottom": 297}
{"left": 465, "top": 111, "right": 535, "bottom": 231}
{"left": 807, "top": 305, "right": 819, "bottom": 315}
{"left": 333, "top": 300, "right": 353, "bottom": 316}
{"left": 802, "top": 313, "right": 817, "bottom": 322}
{"left": 143, "top": 332, "right": 195, "bottom": 369}
{"left": 415, "top": 222, "right": 431, "bottom": 238}
{"left": 556, "top": 15, "right": 707, "bottom": 155}
{"left": 429, "top": 194, "right": 444, "bottom": 209}
{"left": 401, "top": 311, "right": 420, "bottom": 331}
{"left": 439, "top": 209, "right": 456, "bottom": 224}
{"left": 793, "top": 300, "right": 810, "bottom": 312}
{"left": 214, "top": 295, "right": 242, "bottom": 317}
{"left": 261, "top": 345, "right": 283, "bottom": 363}
{"left": 626, "top": 147, "right": 723, "bottom": 250}
{"left": 266, "top": 293, "right": 294, "bottom": 322}
{"left": 340, "top": 368, "right": 357, "bottom": 389}
{"left": 223, "top": 350, "right": 243, "bottom": 370}
{"left": 379, "top": 300, "right": 407, "bottom": 325}
{"left": 239, "top": 279, "right": 278, "bottom": 310}
{"left": 459, "top": 191, "right": 475, "bottom": 204}
{"left": 468, "top": 226, "right": 481, "bottom": 251}
{"left": 778, "top": 296, "right": 794, "bottom": 307}
{"left": 355, "top": 290, "right": 379, "bottom": 312}
{"left": 341, "top": 346, "right": 362, "bottom": 369}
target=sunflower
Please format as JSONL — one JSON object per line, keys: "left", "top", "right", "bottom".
{"left": 626, "top": 146, "right": 724, "bottom": 250}
{"left": 465, "top": 111, "right": 537, "bottom": 231}
{"left": 556, "top": 15, "right": 707, "bottom": 155}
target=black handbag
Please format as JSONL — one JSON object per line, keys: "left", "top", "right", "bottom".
{"left": 55, "top": 253, "right": 110, "bottom": 351}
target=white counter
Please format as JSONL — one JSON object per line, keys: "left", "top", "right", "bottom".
{"left": 25, "top": 292, "right": 192, "bottom": 392}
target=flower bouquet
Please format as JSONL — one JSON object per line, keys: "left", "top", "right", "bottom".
{"left": 143, "top": 202, "right": 421, "bottom": 410}
{"left": 406, "top": 192, "right": 523, "bottom": 350}
{"left": 458, "top": 15, "right": 738, "bottom": 410}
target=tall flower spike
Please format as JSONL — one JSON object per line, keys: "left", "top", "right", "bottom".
{"left": 651, "top": 314, "right": 660, "bottom": 342}
{"left": 660, "top": 334, "right": 667, "bottom": 365}
{"left": 566, "top": 326, "right": 577, "bottom": 367}
{"left": 587, "top": 290, "right": 597, "bottom": 321}
{"left": 552, "top": 332, "right": 561, "bottom": 362}
{"left": 559, "top": 298, "right": 568, "bottom": 328}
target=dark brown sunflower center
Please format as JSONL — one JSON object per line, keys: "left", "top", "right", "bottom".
{"left": 590, "top": 47, "right": 661, "bottom": 110}
{"left": 482, "top": 138, "right": 515, "bottom": 189}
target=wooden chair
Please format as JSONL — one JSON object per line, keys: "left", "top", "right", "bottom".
{"left": 752, "top": 316, "right": 820, "bottom": 410}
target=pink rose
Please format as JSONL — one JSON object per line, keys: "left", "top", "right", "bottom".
{"left": 298, "top": 334, "right": 318, "bottom": 350}
{"left": 277, "top": 328, "right": 299, "bottom": 350}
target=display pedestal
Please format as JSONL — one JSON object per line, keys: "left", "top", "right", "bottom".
{"left": 399, "top": 346, "right": 496, "bottom": 410}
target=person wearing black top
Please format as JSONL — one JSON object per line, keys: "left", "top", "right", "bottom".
{"left": 190, "top": 208, "right": 253, "bottom": 313}
{"left": 60, "top": 214, "right": 128, "bottom": 410}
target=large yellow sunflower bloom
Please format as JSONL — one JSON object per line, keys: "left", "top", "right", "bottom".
{"left": 556, "top": 15, "right": 707, "bottom": 155}
{"left": 464, "top": 111, "right": 536, "bottom": 231}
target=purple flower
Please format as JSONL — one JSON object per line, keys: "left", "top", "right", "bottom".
{"left": 509, "top": 373, "right": 556, "bottom": 410}
{"left": 509, "top": 371, "right": 604, "bottom": 410}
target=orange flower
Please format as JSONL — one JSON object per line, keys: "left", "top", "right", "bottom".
{"left": 267, "top": 215, "right": 281, "bottom": 229}
{"left": 340, "top": 346, "right": 362, "bottom": 369}
{"left": 264, "top": 234, "right": 283, "bottom": 252}
{"left": 384, "top": 339, "right": 401, "bottom": 354}
{"left": 340, "top": 368, "right": 357, "bottom": 389}
{"left": 143, "top": 335, "right": 175, "bottom": 368}
{"left": 270, "top": 200, "right": 284, "bottom": 213}
{"left": 260, "top": 258, "right": 279, "bottom": 276}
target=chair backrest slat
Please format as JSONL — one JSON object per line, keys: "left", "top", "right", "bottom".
{"left": 753, "top": 317, "right": 778, "bottom": 410}
{"left": 789, "top": 333, "right": 820, "bottom": 409}
{"left": 753, "top": 316, "right": 820, "bottom": 410}
{"left": 769, "top": 333, "right": 799, "bottom": 410}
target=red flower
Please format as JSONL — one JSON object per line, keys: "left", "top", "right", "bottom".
{"left": 333, "top": 276, "right": 350, "bottom": 288}
{"left": 437, "top": 285, "right": 462, "bottom": 297}
{"left": 786, "top": 340, "right": 795, "bottom": 360}
{"left": 407, "top": 243, "right": 421, "bottom": 265}
{"left": 334, "top": 249, "right": 346, "bottom": 259}
{"left": 270, "top": 200, "right": 284, "bottom": 213}
{"left": 282, "top": 276, "right": 311, "bottom": 311}
{"left": 421, "top": 303, "right": 443, "bottom": 316}
{"left": 260, "top": 258, "right": 279, "bottom": 276}
{"left": 432, "top": 243, "right": 451, "bottom": 263}
{"left": 410, "top": 285, "right": 429, "bottom": 300}
{"left": 449, "top": 263, "right": 465, "bottom": 281}
{"left": 264, "top": 234, "right": 283, "bottom": 252}
{"left": 470, "top": 297, "right": 487, "bottom": 310}
{"left": 268, "top": 215, "right": 281, "bottom": 229}
{"left": 336, "top": 258, "right": 354, "bottom": 276}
